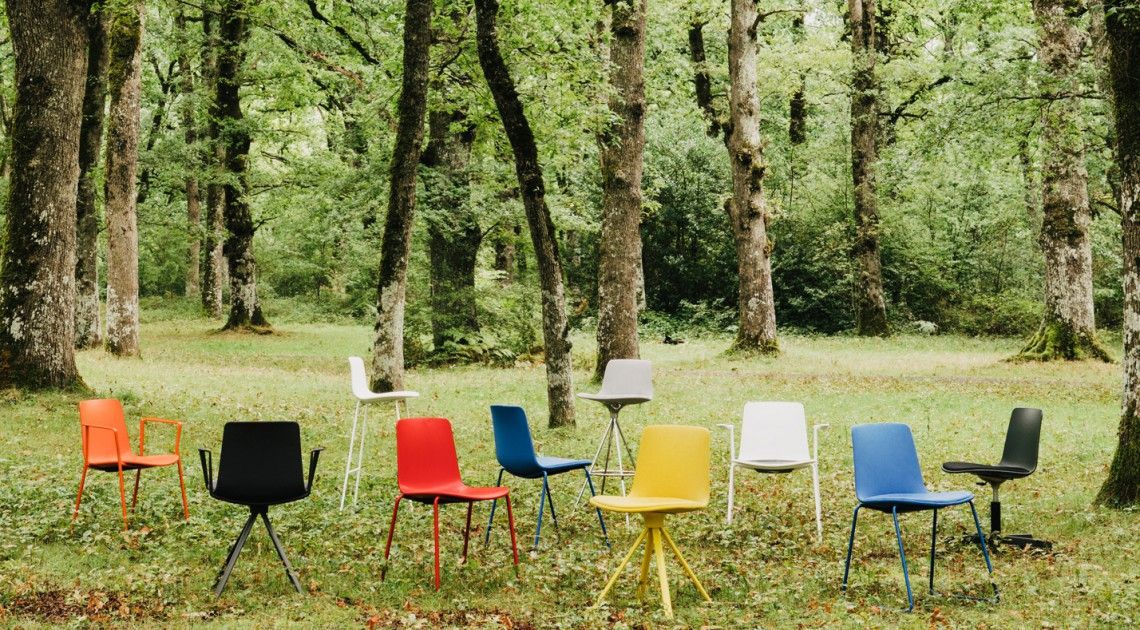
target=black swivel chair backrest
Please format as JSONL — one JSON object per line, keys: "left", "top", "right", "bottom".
{"left": 215, "top": 422, "right": 306, "bottom": 505}
{"left": 999, "top": 408, "right": 1042, "bottom": 473}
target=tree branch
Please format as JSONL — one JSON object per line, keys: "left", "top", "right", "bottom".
{"left": 304, "top": 0, "right": 381, "bottom": 66}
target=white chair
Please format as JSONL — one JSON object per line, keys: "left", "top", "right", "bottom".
{"left": 575, "top": 359, "right": 653, "bottom": 505}
{"left": 340, "top": 356, "right": 419, "bottom": 510}
{"left": 718, "top": 402, "right": 829, "bottom": 540}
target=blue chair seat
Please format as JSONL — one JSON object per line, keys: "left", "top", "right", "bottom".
{"left": 536, "top": 456, "right": 591, "bottom": 475}
{"left": 860, "top": 490, "right": 974, "bottom": 512}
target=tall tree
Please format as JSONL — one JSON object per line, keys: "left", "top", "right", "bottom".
{"left": 1097, "top": 0, "right": 1140, "bottom": 507}
{"left": 178, "top": 10, "right": 201, "bottom": 299}
{"left": 1018, "top": 0, "right": 1109, "bottom": 360}
{"left": 594, "top": 0, "right": 646, "bottom": 380}
{"left": 475, "top": 0, "right": 576, "bottom": 427}
{"left": 218, "top": 0, "right": 268, "bottom": 330}
{"left": 0, "top": 0, "right": 91, "bottom": 389}
{"left": 848, "top": 0, "right": 890, "bottom": 336}
{"left": 369, "top": 0, "right": 432, "bottom": 390}
{"left": 75, "top": 4, "right": 110, "bottom": 350}
{"left": 104, "top": 0, "right": 144, "bottom": 357}
{"left": 201, "top": 9, "right": 225, "bottom": 318}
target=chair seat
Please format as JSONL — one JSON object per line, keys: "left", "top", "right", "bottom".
{"left": 357, "top": 390, "right": 419, "bottom": 404}
{"left": 860, "top": 490, "right": 974, "bottom": 512}
{"left": 942, "top": 461, "right": 1032, "bottom": 481}
{"left": 212, "top": 488, "right": 309, "bottom": 507}
{"left": 590, "top": 495, "right": 706, "bottom": 514}
{"left": 734, "top": 458, "right": 814, "bottom": 472}
{"left": 402, "top": 481, "right": 510, "bottom": 504}
{"left": 577, "top": 393, "right": 652, "bottom": 406}
{"left": 88, "top": 453, "right": 180, "bottom": 471}
{"left": 536, "top": 455, "right": 591, "bottom": 474}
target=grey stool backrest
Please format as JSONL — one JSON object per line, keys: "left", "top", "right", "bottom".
{"left": 599, "top": 359, "right": 654, "bottom": 400}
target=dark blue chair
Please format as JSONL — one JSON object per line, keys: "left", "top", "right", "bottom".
{"left": 484, "top": 405, "right": 609, "bottom": 550}
{"left": 842, "top": 423, "right": 998, "bottom": 612}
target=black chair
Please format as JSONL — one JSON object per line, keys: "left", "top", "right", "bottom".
{"left": 199, "top": 422, "right": 322, "bottom": 596}
{"left": 942, "top": 408, "right": 1051, "bottom": 550}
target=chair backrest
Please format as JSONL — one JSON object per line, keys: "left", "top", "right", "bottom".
{"left": 395, "top": 417, "right": 463, "bottom": 494}
{"left": 598, "top": 359, "right": 654, "bottom": 399}
{"left": 851, "top": 423, "right": 927, "bottom": 501}
{"left": 214, "top": 422, "right": 305, "bottom": 502}
{"left": 490, "top": 405, "right": 542, "bottom": 477}
{"left": 79, "top": 399, "right": 133, "bottom": 461}
{"left": 738, "top": 401, "right": 810, "bottom": 462}
{"left": 630, "top": 425, "right": 710, "bottom": 505}
{"left": 999, "top": 407, "right": 1042, "bottom": 472}
{"left": 348, "top": 356, "right": 372, "bottom": 399}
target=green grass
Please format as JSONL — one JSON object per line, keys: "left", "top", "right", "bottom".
{"left": 0, "top": 312, "right": 1136, "bottom": 628}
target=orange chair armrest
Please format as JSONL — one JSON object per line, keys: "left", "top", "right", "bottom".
{"left": 82, "top": 424, "right": 123, "bottom": 465}
{"left": 138, "top": 417, "right": 183, "bottom": 455}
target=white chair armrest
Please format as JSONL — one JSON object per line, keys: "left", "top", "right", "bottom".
{"left": 812, "top": 423, "right": 829, "bottom": 463}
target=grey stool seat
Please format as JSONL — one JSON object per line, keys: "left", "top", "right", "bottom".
{"left": 575, "top": 360, "right": 653, "bottom": 510}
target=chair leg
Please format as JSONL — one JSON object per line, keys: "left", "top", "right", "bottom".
{"left": 660, "top": 527, "right": 711, "bottom": 602}
{"left": 593, "top": 528, "right": 648, "bottom": 609}
{"left": 968, "top": 500, "right": 1000, "bottom": 603}
{"left": 928, "top": 509, "right": 938, "bottom": 595}
{"left": 117, "top": 464, "right": 129, "bottom": 530}
{"left": 637, "top": 531, "right": 652, "bottom": 600}
{"left": 652, "top": 526, "right": 673, "bottom": 619}
{"left": 726, "top": 461, "right": 735, "bottom": 524}
{"left": 177, "top": 459, "right": 190, "bottom": 520}
{"left": 71, "top": 465, "right": 89, "bottom": 528}
{"left": 340, "top": 400, "right": 361, "bottom": 510}
{"left": 214, "top": 510, "right": 258, "bottom": 596}
{"left": 484, "top": 468, "right": 506, "bottom": 546}
{"left": 576, "top": 416, "right": 615, "bottom": 505}
{"left": 544, "top": 473, "right": 561, "bottom": 540}
{"left": 504, "top": 493, "right": 520, "bottom": 571}
{"left": 261, "top": 511, "right": 303, "bottom": 593}
{"left": 352, "top": 405, "right": 369, "bottom": 505}
{"left": 841, "top": 505, "right": 861, "bottom": 591}
{"left": 432, "top": 497, "right": 441, "bottom": 590}
{"left": 461, "top": 502, "right": 473, "bottom": 563}
{"left": 381, "top": 494, "right": 403, "bottom": 581}
{"left": 131, "top": 469, "right": 142, "bottom": 512}
{"left": 811, "top": 462, "right": 823, "bottom": 542}
{"left": 891, "top": 507, "right": 915, "bottom": 612}
{"left": 533, "top": 474, "right": 547, "bottom": 550}
{"left": 583, "top": 468, "right": 609, "bottom": 547}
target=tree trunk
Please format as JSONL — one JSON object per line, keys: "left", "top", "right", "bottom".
{"left": 424, "top": 109, "right": 480, "bottom": 349}
{"left": 1097, "top": 0, "right": 1140, "bottom": 507}
{"left": 178, "top": 10, "right": 201, "bottom": 299}
{"left": 493, "top": 221, "right": 519, "bottom": 285}
{"left": 788, "top": 14, "right": 807, "bottom": 146}
{"left": 201, "top": 10, "right": 225, "bottom": 318}
{"left": 369, "top": 0, "right": 432, "bottom": 390}
{"left": 0, "top": 0, "right": 90, "bottom": 390}
{"left": 1018, "top": 0, "right": 1109, "bottom": 361}
{"left": 75, "top": 4, "right": 110, "bottom": 350}
{"left": 849, "top": 0, "right": 890, "bottom": 336}
{"left": 103, "top": 0, "right": 144, "bottom": 357}
{"left": 595, "top": 0, "right": 646, "bottom": 380}
{"left": 217, "top": 0, "right": 267, "bottom": 331}
{"left": 475, "top": 0, "right": 576, "bottom": 427}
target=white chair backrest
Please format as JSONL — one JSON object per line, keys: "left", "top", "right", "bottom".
{"left": 599, "top": 359, "right": 654, "bottom": 399}
{"left": 348, "top": 356, "right": 372, "bottom": 399}
{"left": 738, "top": 401, "right": 810, "bottom": 462}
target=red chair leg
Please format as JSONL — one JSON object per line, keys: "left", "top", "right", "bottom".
{"left": 432, "top": 497, "right": 442, "bottom": 590}
{"left": 117, "top": 464, "right": 129, "bottom": 530}
{"left": 461, "top": 502, "right": 473, "bottom": 563}
{"left": 131, "top": 469, "right": 142, "bottom": 511}
{"left": 381, "top": 494, "right": 403, "bottom": 580}
{"left": 72, "top": 465, "right": 89, "bottom": 528}
{"left": 504, "top": 493, "right": 520, "bottom": 568}
{"left": 177, "top": 460, "right": 190, "bottom": 519}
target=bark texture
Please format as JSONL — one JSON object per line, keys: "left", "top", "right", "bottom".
{"left": 849, "top": 0, "right": 891, "bottom": 336}
{"left": 218, "top": 0, "right": 268, "bottom": 331}
{"left": 1019, "top": 0, "right": 1109, "bottom": 361}
{"left": 475, "top": 0, "right": 576, "bottom": 427}
{"left": 0, "top": 0, "right": 90, "bottom": 389}
{"left": 103, "top": 0, "right": 144, "bottom": 357}
{"left": 788, "top": 14, "right": 807, "bottom": 146}
{"left": 178, "top": 10, "right": 201, "bottom": 299}
{"left": 595, "top": 0, "right": 646, "bottom": 380}
{"left": 1098, "top": 0, "right": 1140, "bottom": 507}
{"left": 75, "top": 5, "right": 110, "bottom": 350}
{"left": 201, "top": 10, "right": 225, "bottom": 318}
{"left": 369, "top": 0, "right": 432, "bottom": 390}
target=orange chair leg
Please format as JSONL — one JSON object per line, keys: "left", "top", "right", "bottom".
{"left": 72, "top": 465, "right": 89, "bottom": 528}
{"left": 432, "top": 497, "right": 442, "bottom": 590}
{"left": 461, "top": 502, "right": 473, "bottom": 563}
{"left": 131, "top": 469, "right": 142, "bottom": 511}
{"left": 177, "top": 460, "right": 190, "bottom": 520}
{"left": 504, "top": 493, "right": 520, "bottom": 569}
{"left": 117, "top": 465, "right": 129, "bottom": 530}
{"left": 381, "top": 495, "right": 403, "bottom": 580}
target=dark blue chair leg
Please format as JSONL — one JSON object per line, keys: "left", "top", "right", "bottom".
{"left": 968, "top": 500, "right": 1000, "bottom": 602}
{"left": 584, "top": 468, "right": 609, "bottom": 547}
{"left": 533, "top": 473, "right": 548, "bottom": 550}
{"left": 543, "top": 473, "right": 561, "bottom": 541}
{"left": 928, "top": 509, "right": 938, "bottom": 595}
{"left": 484, "top": 468, "right": 506, "bottom": 546}
{"left": 842, "top": 505, "right": 861, "bottom": 591}
{"left": 891, "top": 506, "right": 915, "bottom": 612}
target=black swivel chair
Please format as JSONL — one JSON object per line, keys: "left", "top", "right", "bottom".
{"left": 942, "top": 408, "right": 1051, "bottom": 550}
{"left": 199, "top": 422, "right": 322, "bottom": 596}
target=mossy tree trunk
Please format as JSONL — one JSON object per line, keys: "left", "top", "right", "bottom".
{"left": 201, "top": 9, "right": 225, "bottom": 319}
{"left": 178, "top": 10, "right": 201, "bottom": 300}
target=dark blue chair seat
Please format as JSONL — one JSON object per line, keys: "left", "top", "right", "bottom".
{"left": 860, "top": 490, "right": 974, "bottom": 512}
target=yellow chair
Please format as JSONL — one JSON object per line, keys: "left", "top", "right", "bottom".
{"left": 590, "top": 425, "right": 712, "bottom": 619}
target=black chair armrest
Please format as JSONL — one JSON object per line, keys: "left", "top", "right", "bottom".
{"left": 306, "top": 448, "right": 324, "bottom": 495}
{"left": 199, "top": 448, "right": 214, "bottom": 494}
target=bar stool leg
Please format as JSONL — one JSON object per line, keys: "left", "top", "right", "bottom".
{"left": 339, "top": 400, "right": 361, "bottom": 510}
{"left": 351, "top": 404, "right": 368, "bottom": 505}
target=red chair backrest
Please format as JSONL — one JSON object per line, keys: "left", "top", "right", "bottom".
{"left": 79, "top": 399, "right": 132, "bottom": 462}
{"left": 395, "top": 417, "right": 463, "bottom": 495}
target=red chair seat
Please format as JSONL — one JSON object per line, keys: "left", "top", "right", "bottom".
{"left": 403, "top": 482, "right": 510, "bottom": 504}
{"left": 87, "top": 453, "right": 180, "bottom": 471}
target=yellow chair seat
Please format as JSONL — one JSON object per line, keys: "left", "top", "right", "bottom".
{"left": 590, "top": 495, "right": 706, "bottom": 514}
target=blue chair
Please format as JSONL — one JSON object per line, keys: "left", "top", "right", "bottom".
{"left": 842, "top": 423, "right": 998, "bottom": 612}
{"left": 484, "top": 405, "right": 609, "bottom": 550}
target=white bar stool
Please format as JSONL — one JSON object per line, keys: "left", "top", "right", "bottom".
{"left": 340, "top": 356, "right": 419, "bottom": 510}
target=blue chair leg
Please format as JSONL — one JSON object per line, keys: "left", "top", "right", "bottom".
{"left": 891, "top": 506, "right": 915, "bottom": 612}
{"left": 484, "top": 468, "right": 506, "bottom": 546}
{"left": 533, "top": 474, "right": 548, "bottom": 550}
{"left": 841, "top": 505, "right": 861, "bottom": 591}
{"left": 928, "top": 509, "right": 938, "bottom": 595}
{"left": 583, "top": 468, "right": 609, "bottom": 547}
{"left": 543, "top": 473, "right": 561, "bottom": 540}
{"left": 968, "top": 500, "right": 1000, "bottom": 602}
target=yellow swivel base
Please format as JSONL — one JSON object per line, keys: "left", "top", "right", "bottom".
{"left": 592, "top": 513, "right": 711, "bottom": 619}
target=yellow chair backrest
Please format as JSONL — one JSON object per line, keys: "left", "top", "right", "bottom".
{"left": 630, "top": 425, "right": 710, "bottom": 505}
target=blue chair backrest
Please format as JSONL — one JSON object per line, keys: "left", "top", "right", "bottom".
{"left": 851, "top": 423, "right": 927, "bottom": 501}
{"left": 491, "top": 405, "right": 543, "bottom": 477}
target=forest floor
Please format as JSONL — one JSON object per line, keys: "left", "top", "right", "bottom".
{"left": 0, "top": 306, "right": 1136, "bottom": 628}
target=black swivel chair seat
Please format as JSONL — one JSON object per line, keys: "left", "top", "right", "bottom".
{"left": 942, "top": 408, "right": 1051, "bottom": 550}
{"left": 200, "top": 422, "right": 322, "bottom": 596}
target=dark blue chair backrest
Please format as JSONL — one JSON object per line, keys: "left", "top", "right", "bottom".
{"left": 851, "top": 423, "right": 927, "bottom": 502}
{"left": 491, "top": 405, "right": 543, "bottom": 478}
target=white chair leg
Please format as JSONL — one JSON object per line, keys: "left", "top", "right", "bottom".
{"left": 812, "top": 461, "right": 822, "bottom": 541}
{"left": 340, "top": 400, "right": 361, "bottom": 510}
{"left": 613, "top": 418, "right": 631, "bottom": 527}
{"left": 727, "top": 462, "right": 735, "bottom": 524}
{"left": 352, "top": 404, "right": 369, "bottom": 505}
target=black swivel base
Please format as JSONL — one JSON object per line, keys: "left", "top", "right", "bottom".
{"left": 986, "top": 500, "right": 1052, "bottom": 551}
{"left": 214, "top": 506, "right": 303, "bottom": 596}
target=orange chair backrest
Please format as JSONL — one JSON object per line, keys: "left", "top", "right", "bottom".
{"left": 79, "top": 399, "right": 132, "bottom": 461}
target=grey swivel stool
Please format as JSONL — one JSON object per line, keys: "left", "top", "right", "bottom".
{"left": 576, "top": 359, "right": 653, "bottom": 507}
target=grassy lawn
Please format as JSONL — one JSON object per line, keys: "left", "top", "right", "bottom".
{"left": 0, "top": 309, "right": 1136, "bottom": 628}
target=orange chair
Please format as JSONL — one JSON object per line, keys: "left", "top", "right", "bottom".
{"left": 73, "top": 399, "right": 190, "bottom": 529}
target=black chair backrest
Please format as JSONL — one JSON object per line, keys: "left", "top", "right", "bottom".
{"left": 998, "top": 408, "right": 1042, "bottom": 472}
{"left": 215, "top": 422, "right": 305, "bottom": 503}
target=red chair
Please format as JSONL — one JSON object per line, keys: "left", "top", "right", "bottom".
{"left": 382, "top": 417, "right": 520, "bottom": 590}
{"left": 72, "top": 399, "right": 190, "bottom": 530}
